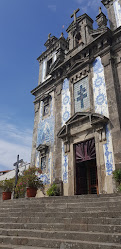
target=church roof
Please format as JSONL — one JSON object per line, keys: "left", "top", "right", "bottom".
{"left": 66, "top": 13, "right": 93, "bottom": 33}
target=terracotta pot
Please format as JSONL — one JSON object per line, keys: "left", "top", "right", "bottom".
{"left": 26, "top": 187, "right": 37, "bottom": 198}
{"left": 2, "top": 192, "right": 12, "bottom": 201}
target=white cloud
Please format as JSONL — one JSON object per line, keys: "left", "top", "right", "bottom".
{"left": 75, "top": 0, "right": 100, "bottom": 12}
{"left": 0, "top": 121, "right": 32, "bottom": 146}
{"left": 48, "top": 4, "right": 56, "bottom": 12}
{"left": 0, "top": 120, "right": 33, "bottom": 170}
{"left": 0, "top": 139, "right": 31, "bottom": 170}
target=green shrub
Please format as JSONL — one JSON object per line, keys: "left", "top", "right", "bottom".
{"left": 15, "top": 176, "right": 26, "bottom": 198}
{"left": 0, "top": 178, "right": 14, "bottom": 192}
{"left": 47, "top": 183, "right": 60, "bottom": 196}
{"left": 23, "top": 166, "right": 43, "bottom": 189}
{"left": 113, "top": 169, "right": 121, "bottom": 185}
{"left": 118, "top": 184, "right": 121, "bottom": 192}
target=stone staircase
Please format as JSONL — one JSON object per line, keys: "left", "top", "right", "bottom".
{"left": 0, "top": 194, "right": 121, "bottom": 249}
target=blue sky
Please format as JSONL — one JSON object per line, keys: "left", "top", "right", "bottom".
{"left": 0, "top": 0, "right": 107, "bottom": 171}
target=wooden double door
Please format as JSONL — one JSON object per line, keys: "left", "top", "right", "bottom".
{"left": 76, "top": 159, "right": 98, "bottom": 195}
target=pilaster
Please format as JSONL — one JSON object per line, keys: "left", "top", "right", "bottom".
{"left": 101, "top": 52, "right": 121, "bottom": 169}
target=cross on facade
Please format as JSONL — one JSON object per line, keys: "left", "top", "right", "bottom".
{"left": 77, "top": 85, "right": 87, "bottom": 109}
{"left": 13, "top": 155, "right": 23, "bottom": 188}
{"left": 71, "top": 8, "right": 80, "bottom": 23}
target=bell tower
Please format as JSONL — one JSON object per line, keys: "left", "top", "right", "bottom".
{"left": 102, "top": 0, "right": 121, "bottom": 30}
{"left": 66, "top": 9, "right": 93, "bottom": 50}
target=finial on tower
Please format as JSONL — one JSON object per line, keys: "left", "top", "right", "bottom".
{"left": 48, "top": 33, "right": 51, "bottom": 39}
{"left": 60, "top": 32, "right": 64, "bottom": 38}
{"left": 96, "top": 7, "right": 107, "bottom": 28}
{"left": 99, "top": 7, "right": 102, "bottom": 14}
{"left": 71, "top": 8, "right": 80, "bottom": 23}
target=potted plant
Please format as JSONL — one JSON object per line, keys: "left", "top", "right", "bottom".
{"left": 0, "top": 178, "right": 14, "bottom": 200}
{"left": 23, "top": 166, "right": 43, "bottom": 197}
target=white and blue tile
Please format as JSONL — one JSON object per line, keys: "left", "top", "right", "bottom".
{"left": 39, "top": 152, "right": 52, "bottom": 185}
{"left": 93, "top": 57, "right": 115, "bottom": 176}
{"left": 36, "top": 95, "right": 55, "bottom": 184}
{"left": 61, "top": 78, "right": 71, "bottom": 183}
{"left": 113, "top": 0, "right": 121, "bottom": 28}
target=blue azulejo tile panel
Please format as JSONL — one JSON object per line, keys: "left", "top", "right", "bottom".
{"left": 62, "top": 78, "right": 71, "bottom": 183}
{"left": 93, "top": 57, "right": 109, "bottom": 118}
{"left": 113, "top": 0, "right": 121, "bottom": 27}
{"left": 39, "top": 152, "right": 52, "bottom": 185}
{"left": 93, "top": 57, "right": 115, "bottom": 176}
{"left": 74, "top": 77, "right": 90, "bottom": 112}
{"left": 37, "top": 101, "right": 55, "bottom": 146}
{"left": 103, "top": 125, "right": 115, "bottom": 176}
{"left": 62, "top": 78, "right": 71, "bottom": 126}
{"left": 62, "top": 143, "right": 68, "bottom": 183}
{"left": 36, "top": 94, "right": 55, "bottom": 184}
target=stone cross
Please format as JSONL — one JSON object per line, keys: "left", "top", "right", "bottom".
{"left": 13, "top": 155, "right": 23, "bottom": 188}
{"left": 71, "top": 8, "right": 80, "bottom": 23}
{"left": 77, "top": 85, "right": 87, "bottom": 108}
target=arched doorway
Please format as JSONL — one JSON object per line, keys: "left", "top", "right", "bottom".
{"left": 75, "top": 138, "right": 99, "bottom": 195}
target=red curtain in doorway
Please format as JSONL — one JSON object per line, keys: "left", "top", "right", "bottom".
{"left": 76, "top": 138, "right": 96, "bottom": 163}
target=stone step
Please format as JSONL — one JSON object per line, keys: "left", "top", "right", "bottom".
{"left": 1, "top": 201, "right": 121, "bottom": 210}
{"left": 0, "top": 222, "right": 121, "bottom": 233}
{"left": 1, "top": 210, "right": 121, "bottom": 219}
{"left": 0, "top": 245, "right": 54, "bottom": 249}
{"left": 1, "top": 195, "right": 121, "bottom": 248}
{"left": 0, "top": 205, "right": 121, "bottom": 213}
{"left": 0, "top": 216, "right": 121, "bottom": 225}
{"left": 1, "top": 195, "right": 121, "bottom": 205}
{"left": 0, "top": 229, "right": 121, "bottom": 244}
{"left": 1, "top": 200, "right": 120, "bottom": 208}
{"left": 0, "top": 235, "right": 121, "bottom": 248}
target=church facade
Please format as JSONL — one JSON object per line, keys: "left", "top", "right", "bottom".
{"left": 31, "top": 0, "right": 121, "bottom": 195}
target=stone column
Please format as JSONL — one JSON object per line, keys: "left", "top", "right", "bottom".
{"left": 102, "top": 0, "right": 117, "bottom": 31}
{"left": 101, "top": 52, "right": 121, "bottom": 170}
{"left": 54, "top": 83, "right": 62, "bottom": 181}
{"left": 30, "top": 101, "right": 40, "bottom": 167}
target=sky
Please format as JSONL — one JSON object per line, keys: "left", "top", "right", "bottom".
{"left": 0, "top": 0, "right": 107, "bottom": 171}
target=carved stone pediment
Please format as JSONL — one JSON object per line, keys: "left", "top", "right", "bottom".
{"left": 36, "top": 144, "right": 48, "bottom": 157}
{"left": 90, "top": 28, "right": 107, "bottom": 39}
{"left": 49, "top": 57, "right": 63, "bottom": 74}
{"left": 58, "top": 112, "right": 109, "bottom": 139}
{"left": 66, "top": 59, "right": 85, "bottom": 76}
{"left": 41, "top": 94, "right": 51, "bottom": 104}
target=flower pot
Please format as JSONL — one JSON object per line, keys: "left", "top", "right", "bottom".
{"left": 26, "top": 187, "right": 37, "bottom": 198}
{"left": 2, "top": 192, "right": 12, "bottom": 201}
